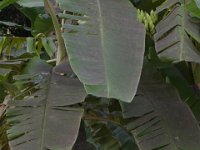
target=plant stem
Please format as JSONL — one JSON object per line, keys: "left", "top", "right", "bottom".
{"left": 44, "top": 0, "right": 67, "bottom": 65}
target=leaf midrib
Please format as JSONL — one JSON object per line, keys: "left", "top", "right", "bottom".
{"left": 180, "top": 4, "right": 185, "bottom": 61}
{"left": 40, "top": 74, "right": 51, "bottom": 150}
{"left": 96, "top": 0, "right": 110, "bottom": 97}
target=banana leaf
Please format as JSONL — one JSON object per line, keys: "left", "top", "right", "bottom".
{"left": 121, "top": 62, "right": 200, "bottom": 150}
{"left": 6, "top": 59, "right": 87, "bottom": 150}
{"left": 155, "top": 0, "right": 200, "bottom": 63}
{"left": 58, "top": 0, "right": 146, "bottom": 102}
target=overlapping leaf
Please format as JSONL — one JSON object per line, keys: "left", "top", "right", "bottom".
{"left": 155, "top": 0, "right": 200, "bottom": 63}
{"left": 6, "top": 60, "right": 87, "bottom": 150}
{"left": 148, "top": 48, "right": 200, "bottom": 121}
{"left": 121, "top": 62, "right": 200, "bottom": 150}
{"left": 58, "top": 0, "right": 146, "bottom": 102}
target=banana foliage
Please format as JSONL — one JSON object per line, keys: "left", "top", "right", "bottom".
{"left": 58, "top": 0, "right": 146, "bottom": 102}
{"left": 121, "top": 62, "right": 200, "bottom": 150}
{"left": 155, "top": 0, "right": 200, "bottom": 63}
{"left": 6, "top": 59, "right": 87, "bottom": 150}
{"left": 1, "top": 0, "right": 200, "bottom": 150}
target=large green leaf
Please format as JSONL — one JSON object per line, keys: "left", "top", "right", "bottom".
{"left": 121, "top": 62, "right": 200, "bottom": 150}
{"left": 58, "top": 0, "right": 146, "bottom": 102}
{"left": 155, "top": 0, "right": 200, "bottom": 63}
{"left": 6, "top": 60, "right": 87, "bottom": 150}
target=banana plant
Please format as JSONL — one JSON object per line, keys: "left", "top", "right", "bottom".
{"left": 1, "top": 0, "right": 200, "bottom": 150}
{"left": 0, "top": 0, "right": 146, "bottom": 149}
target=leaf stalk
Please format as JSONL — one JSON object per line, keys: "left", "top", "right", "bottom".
{"left": 44, "top": 0, "right": 67, "bottom": 65}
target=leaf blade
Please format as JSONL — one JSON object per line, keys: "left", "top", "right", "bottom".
{"left": 7, "top": 60, "right": 87, "bottom": 150}
{"left": 155, "top": 1, "right": 200, "bottom": 63}
{"left": 59, "top": 0, "right": 146, "bottom": 102}
{"left": 121, "top": 62, "right": 200, "bottom": 150}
